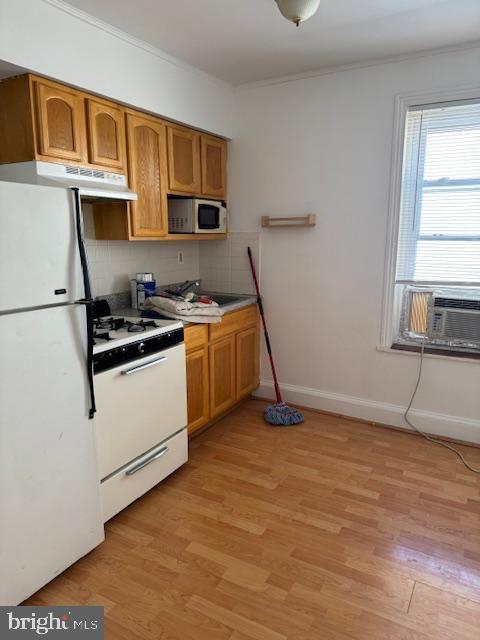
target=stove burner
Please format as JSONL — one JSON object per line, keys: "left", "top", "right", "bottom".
{"left": 126, "top": 320, "right": 157, "bottom": 333}
{"left": 94, "top": 331, "right": 111, "bottom": 343}
{"left": 95, "top": 317, "right": 126, "bottom": 331}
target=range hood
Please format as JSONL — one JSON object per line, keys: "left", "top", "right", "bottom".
{"left": 0, "top": 161, "right": 137, "bottom": 201}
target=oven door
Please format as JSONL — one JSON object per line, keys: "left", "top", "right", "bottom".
{"left": 94, "top": 343, "right": 187, "bottom": 479}
{"left": 194, "top": 200, "right": 224, "bottom": 232}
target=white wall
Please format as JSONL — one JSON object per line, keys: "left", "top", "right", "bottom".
{"left": 230, "top": 46, "right": 480, "bottom": 442}
{"left": 0, "top": 0, "right": 233, "bottom": 137}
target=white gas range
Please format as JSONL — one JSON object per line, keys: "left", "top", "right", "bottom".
{"left": 93, "top": 314, "right": 183, "bottom": 355}
{"left": 92, "top": 313, "right": 188, "bottom": 522}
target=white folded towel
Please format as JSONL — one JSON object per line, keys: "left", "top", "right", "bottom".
{"left": 145, "top": 295, "right": 224, "bottom": 318}
{"left": 149, "top": 309, "right": 222, "bottom": 324}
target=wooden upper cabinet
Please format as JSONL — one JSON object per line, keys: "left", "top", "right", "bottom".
{"left": 86, "top": 98, "right": 126, "bottom": 171}
{"left": 34, "top": 79, "right": 87, "bottom": 163}
{"left": 126, "top": 111, "right": 168, "bottom": 238}
{"left": 201, "top": 134, "right": 227, "bottom": 199}
{"left": 167, "top": 127, "right": 228, "bottom": 199}
{"left": 0, "top": 73, "right": 229, "bottom": 241}
{"left": 167, "top": 125, "right": 201, "bottom": 194}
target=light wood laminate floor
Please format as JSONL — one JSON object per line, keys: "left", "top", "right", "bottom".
{"left": 26, "top": 399, "right": 480, "bottom": 639}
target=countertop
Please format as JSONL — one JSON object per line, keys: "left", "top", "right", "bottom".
{"left": 116, "top": 294, "right": 257, "bottom": 325}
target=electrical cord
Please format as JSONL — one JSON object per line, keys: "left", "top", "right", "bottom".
{"left": 404, "top": 340, "right": 480, "bottom": 474}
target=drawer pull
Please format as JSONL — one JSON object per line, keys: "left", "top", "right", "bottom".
{"left": 125, "top": 445, "right": 169, "bottom": 476}
{"left": 121, "top": 355, "right": 168, "bottom": 376}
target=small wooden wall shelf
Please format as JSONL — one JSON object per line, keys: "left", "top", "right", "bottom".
{"left": 261, "top": 214, "right": 316, "bottom": 228}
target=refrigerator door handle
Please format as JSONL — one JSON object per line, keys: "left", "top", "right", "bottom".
{"left": 72, "top": 188, "right": 96, "bottom": 420}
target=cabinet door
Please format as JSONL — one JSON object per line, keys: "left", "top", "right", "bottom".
{"left": 186, "top": 346, "right": 210, "bottom": 435}
{"left": 236, "top": 326, "right": 260, "bottom": 400}
{"left": 167, "top": 125, "right": 201, "bottom": 194}
{"left": 34, "top": 80, "right": 86, "bottom": 163}
{"left": 86, "top": 98, "right": 126, "bottom": 171}
{"left": 126, "top": 112, "right": 168, "bottom": 238}
{"left": 201, "top": 134, "right": 227, "bottom": 199}
{"left": 209, "top": 336, "right": 236, "bottom": 418}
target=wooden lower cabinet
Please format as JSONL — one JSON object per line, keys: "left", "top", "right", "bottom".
{"left": 236, "top": 326, "right": 260, "bottom": 400}
{"left": 184, "top": 306, "right": 260, "bottom": 436}
{"left": 185, "top": 346, "right": 210, "bottom": 435}
{"left": 209, "top": 336, "right": 236, "bottom": 419}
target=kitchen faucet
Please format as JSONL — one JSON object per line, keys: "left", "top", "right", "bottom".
{"left": 166, "top": 280, "right": 200, "bottom": 297}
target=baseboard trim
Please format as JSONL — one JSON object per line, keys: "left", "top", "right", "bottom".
{"left": 254, "top": 381, "right": 480, "bottom": 445}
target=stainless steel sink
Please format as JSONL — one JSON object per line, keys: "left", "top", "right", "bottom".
{"left": 199, "top": 292, "right": 246, "bottom": 306}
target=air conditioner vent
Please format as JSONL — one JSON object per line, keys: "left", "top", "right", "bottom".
{"left": 444, "top": 311, "right": 480, "bottom": 342}
{"left": 428, "top": 294, "right": 480, "bottom": 345}
{"left": 434, "top": 297, "right": 480, "bottom": 311}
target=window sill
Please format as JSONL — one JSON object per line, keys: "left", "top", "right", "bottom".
{"left": 376, "top": 344, "right": 480, "bottom": 363}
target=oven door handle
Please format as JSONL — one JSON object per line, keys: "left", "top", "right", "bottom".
{"left": 125, "top": 445, "right": 169, "bottom": 476}
{"left": 121, "top": 355, "right": 168, "bottom": 376}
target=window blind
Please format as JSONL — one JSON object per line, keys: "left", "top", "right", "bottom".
{"left": 395, "top": 99, "right": 480, "bottom": 286}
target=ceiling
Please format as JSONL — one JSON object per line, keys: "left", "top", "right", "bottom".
{"left": 63, "top": 0, "right": 480, "bottom": 85}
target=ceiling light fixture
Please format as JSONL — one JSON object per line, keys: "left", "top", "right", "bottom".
{"left": 274, "top": 0, "right": 321, "bottom": 27}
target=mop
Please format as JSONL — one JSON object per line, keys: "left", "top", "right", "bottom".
{"left": 247, "top": 247, "right": 304, "bottom": 426}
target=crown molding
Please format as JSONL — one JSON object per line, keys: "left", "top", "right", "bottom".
{"left": 236, "top": 39, "right": 480, "bottom": 91}
{"left": 41, "top": 0, "right": 233, "bottom": 90}
{"left": 40, "top": 1, "right": 480, "bottom": 93}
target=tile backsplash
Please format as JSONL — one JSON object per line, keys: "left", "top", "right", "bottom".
{"left": 83, "top": 206, "right": 260, "bottom": 298}
{"left": 83, "top": 205, "right": 200, "bottom": 297}
{"left": 199, "top": 232, "right": 260, "bottom": 294}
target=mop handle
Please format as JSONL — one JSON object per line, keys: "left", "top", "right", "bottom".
{"left": 247, "top": 247, "right": 283, "bottom": 404}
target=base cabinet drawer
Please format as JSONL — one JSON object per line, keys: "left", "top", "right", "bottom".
{"left": 184, "top": 323, "right": 208, "bottom": 352}
{"left": 209, "top": 305, "right": 258, "bottom": 341}
{"left": 101, "top": 428, "right": 188, "bottom": 522}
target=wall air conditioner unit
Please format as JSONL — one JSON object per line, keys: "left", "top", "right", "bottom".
{"left": 428, "top": 295, "right": 480, "bottom": 345}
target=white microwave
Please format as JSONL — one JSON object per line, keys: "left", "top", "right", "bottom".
{"left": 168, "top": 198, "right": 227, "bottom": 234}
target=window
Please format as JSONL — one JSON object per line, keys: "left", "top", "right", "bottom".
{"left": 389, "top": 98, "right": 480, "bottom": 355}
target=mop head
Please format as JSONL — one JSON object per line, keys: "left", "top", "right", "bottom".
{"left": 264, "top": 402, "right": 304, "bottom": 426}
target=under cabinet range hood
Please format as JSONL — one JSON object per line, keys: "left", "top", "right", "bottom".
{"left": 0, "top": 161, "right": 137, "bottom": 201}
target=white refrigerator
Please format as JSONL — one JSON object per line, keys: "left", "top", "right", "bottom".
{"left": 0, "top": 180, "right": 104, "bottom": 605}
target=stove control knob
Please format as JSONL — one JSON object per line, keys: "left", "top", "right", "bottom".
{"left": 138, "top": 342, "right": 146, "bottom": 354}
